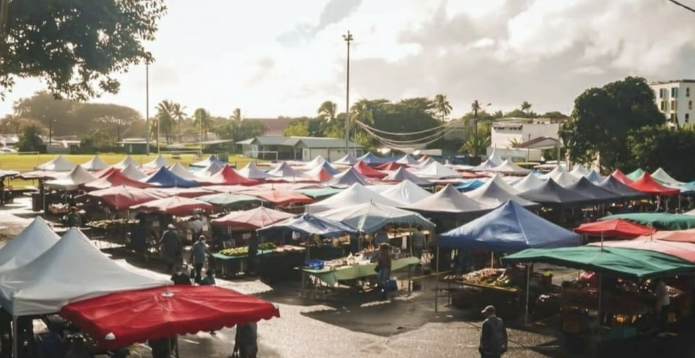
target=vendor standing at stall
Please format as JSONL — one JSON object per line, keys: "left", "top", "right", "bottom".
{"left": 190, "top": 235, "right": 210, "bottom": 283}
{"left": 66, "top": 206, "right": 82, "bottom": 228}
{"left": 410, "top": 226, "right": 427, "bottom": 260}
{"left": 159, "top": 224, "right": 182, "bottom": 273}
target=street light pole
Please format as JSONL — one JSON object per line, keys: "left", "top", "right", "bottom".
{"left": 146, "top": 59, "right": 150, "bottom": 155}
{"left": 343, "top": 31, "right": 353, "bottom": 155}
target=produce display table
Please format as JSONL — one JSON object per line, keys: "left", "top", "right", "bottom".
{"left": 302, "top": 256, "right": 421, "bottom": 286}
{"left": 212, "top": 245, "right": 306, "bottom": 279}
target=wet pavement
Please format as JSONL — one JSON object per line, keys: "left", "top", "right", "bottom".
{"left": 1, "top": 199, "right": 694, "bottom": 358}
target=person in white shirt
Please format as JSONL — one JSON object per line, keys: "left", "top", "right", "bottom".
{"left": 655, "top": 279, "right": 671, "bottom": 338}
{"left": 189, "top": 215, "right": 204, "bottom": 240}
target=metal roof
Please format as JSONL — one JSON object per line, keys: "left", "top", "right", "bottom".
{"left": 238, "top": 136, "right": 362, "bottom": 148}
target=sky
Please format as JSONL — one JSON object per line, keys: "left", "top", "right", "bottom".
{"left": 2, "top": 0, "right": 695, "bottom": 119}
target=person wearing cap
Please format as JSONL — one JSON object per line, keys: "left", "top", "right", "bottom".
{"left": 159, "top": 224, "right": 182, "bottom": 273}
{"left": 479, "top": 305, "right": 508, "bottom": 358}
{"left": 190, "top": 235, "right": 210, "bottom": 283}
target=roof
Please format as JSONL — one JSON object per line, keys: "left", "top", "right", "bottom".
{"left": 650, "top": 79, "right": 695, "bottom": 85}
{"left": 515, "top": 137, "right": 562, "bottom": 149}
{"left": 238, "top": 136, "right": 363, "bottom": 148}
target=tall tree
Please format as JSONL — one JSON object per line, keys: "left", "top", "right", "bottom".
{"left": 231, "top": 108, "right": 242, "bottom": 122}
{"left": 155, "top": 100, "right": 176, "bottom": 144}
{"left": 560, "top": 76, "right": 664, "bottom": 171}
{"left": 471, "top": 100, "right": 482, "bottom": 113}
{"left": 214, "top": 119, "right": 267, "bottom": 147}
{"left": 350, "top": 99, "right": 376, "bottom": 147}
{"left": 520, "top": 101, "right": 532, "bottom": 114}
{"left": 1, "top": 0, "right": 166, "bottom": 100}
{"left": 192, "top": 108, "right": 213, "bottom": 140}
{"left": 17, "top": 124, "right": 44, "bottom": 152}
{"left": 171, "top": 102, "right": 186, "bottom": 135}
{"left": 433, "top": 94, "right": 452, "bottom": 122}
{"left": 317, "top": 101, "right": 337, "bottom": 122}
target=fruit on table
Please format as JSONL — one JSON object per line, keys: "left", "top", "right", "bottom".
{"left": 220, "top": 247, "right": 249, "bottom": 256}
{"left": 258, "top": 242, "right": 276, "bottom": 251}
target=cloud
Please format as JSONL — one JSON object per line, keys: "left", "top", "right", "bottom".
{"left": 3, "top": 0, "right": 695, "bottom": 119}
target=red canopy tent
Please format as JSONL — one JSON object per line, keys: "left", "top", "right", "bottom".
{"left": 93, "top": 167, "right": 117, "bottom": 179}
{"left": 301, "top": 166, "right": 333, "bottom": 183}
{"left": 145, "top": 187, "right": 214, "bottom": 198}
{"left": 131, "top": 196, "right": 215, "bottom": 216}
{"left": 375, "top": 162, "right": 404, "bottom": 171}
{"left": 199, "top": 165, "right": 260, "bottom": 186}
{"left": 628, "top": 172, "right": 680, "bottom": 196}
{"left": 645, "top": 229, "right": 695, "bottom": 243}
{"left": 611, "top": 169, "right": 633, "bottom": 185}
{"left": 60, "top": 285, "right": 280, "bottom": 350}
{"left": 574, "top": 219, "right": 655, "bottom": 239}
{"left": 84, "top": 170, "right": 153, "bottom": 190}
{"left": 589, "top": 238, "right": 695, "bottom": 262}
{"left": 244, "top": 189, "right": 313, "bottom": 206}
{"left": 86, "top": 185, "right": 163, "bottom": 210}
{"left": 353, "top": 161, "right": 388, "bottom": 179}
{"left": 211, "top": 206, "right": 294, "bottom": 229}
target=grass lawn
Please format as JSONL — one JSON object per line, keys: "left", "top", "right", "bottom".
{"left": 0, "top": 153, "right": 259, "bottom": 187}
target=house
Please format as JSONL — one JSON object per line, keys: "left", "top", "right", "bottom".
{"left": 491, "top": 120, "right": 560, "bottom": 149}
{"left": 237, "top": 136, "right": 364, "bottom": 161}
{"left": 650, "top": 79, "right": 695, "bottom": 126}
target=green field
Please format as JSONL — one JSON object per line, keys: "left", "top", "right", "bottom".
{"left": 0, "top": 153, "right": 259, "bottom": 187}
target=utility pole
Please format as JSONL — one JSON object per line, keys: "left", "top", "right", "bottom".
{"left": 343, "top": 31, "right": 353, "bottom": 155}
{"left": 146, "top": 59, "right": 150, "bottom": 155}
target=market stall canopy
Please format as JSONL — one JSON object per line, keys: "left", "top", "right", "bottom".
{"left": 0, "top": 217, "right": 59, "bottom": 273}
{"left": 487, "top": 148, "right": 504, "bottom": 166}
{"left": 417, "top": 154, "right": 431, "bottom": 163}
{"left": 92, "top": 167, "right": 117, "bottom": 179}
{"left": 645, "top": 229, "right": 695, "bottom": 243}
{"left": 395, "top": 154, "right": 418, "bottom": 165}
{"left": 87, "top": 186, "right": 163, "bottom": 210}
{"left": 193, "top": 161, "right": 225, "bottom": 178}
{"left": 611, "top": 169, "right": 633, "bottom": 185}
{"left": 332, "top": 153, "right": 358, "bottom": 165}
{"left": 328, "top": 167, "right": 370, "bottom": 188}
{"left": 375, "top": 162, "right": 404, "bottom": 171}
{"left": 61, "top": 285, "right": 280, "bottom": 350}
{"left": 353, "top": 161, "right": 388, "bottom": 179}
{"left": 300, "top": 156, "right": 339, "bottom": 174}
{"left": 416, "top": 157, "right": 435, "bottom": 167}
{"left": 356, "top": 152, "right": 389, "bottom": 165}
{"left": 382, "top": 167, "right": 433, "bottom": 186}
{"left": 301, "top": 165, "right": 333, "bottom": 183}
{"left": 199, "top": 165, "right": 260, "bottom": 186}
{"left": 517, "top": 178, "right": 592, "bottom": 206}
{"left": 212, "top": 206, "right": 293, "bottom": 229}
{"left": 142, "top": 155, "right": 169, "bottom": 170}
{"left": 379, "top": 180, "right": 432, "bottom": 205}
{"left": 626, "top": 168, "right": 645, "bottom": 181}
{"left": 565, "top": 177, "right": 622, "bottom": 202}
{"left": 45, "top": 166, "right": 97, "bottom": 189}
{"left": 197, "top": 193, "right": 263, "bottom": 207}
{"left": 18, "top": 170, "right": 62, "bottom": 180}
{"left": 470, "top": 159, "right": 497, "bottom": 172}
{"left": 120, "top": 163, "right": 147, "bottom": 181}
{"left": 574, "top": 219, "right": 655, "bottom": 239}
{"left": 112, "top": 155, "right": 139, "bottom": 169}
{"left": 456, "top": 179, "right": 485, "bottom": 192}
{"left": 600, "top": 213, "right": 695, "bottom": 230}
{"left": 131, "top": 196, "right": 215, "bottom": 216}
{"left": 142, "top": 167, "right": 201, "bottom": 188}
{"left": 296, "top": 188, "right": 343, "bottom": 199}
{"left": 237, "top": 162, "right": 269, "bottom": 180}
{"left": 588, "top": 239, "right": 695, "bottom": 262}
{"left": 597, "top": 176, "right": 645, "bottom": 199}
{"left": 569, "top": 164, "right": 590, "bottom": 178}
{"left": 306, "top": 183, "right": 400, "bottom": 213}
{"left": 539, "top": 166, "right": 577, "bottom": 187}
{"left": 243, "top": 189, "right": 313, "bottom": 206}
{"left": 34, "top": 155, "right": 76, "bottom": 171}
{"left": 585, "top": 170, "right": 604, "bottom": 184}
{"left": 629, "top": 172, "right": 680, "bottom": 196}
{"left": 0, "top": 228, "right": 169, "bottom": 316}
{"left": 651, "top": 168, "right": 682, "bottom": 186}
{"left": 146, "top": 187, "right": 214, "bottom": 199}
{"left": 266, "top": 162, "right": 302, "bottom": 182}
{"left": 258, "top": 213, "right": 357, "bottom": 237}
{"left": 502, "top": 246, "right": 695, "bottom": 280}
{"left": 466, "top": 177, "right": 539, "bottom": 209}
{"left": 190, "top": 155, "right": 225, "bottom": 168}
{"left": 513, "top": 173, "right": 545, "bottom": 192}
{"left": 439, "top": 201, "right": 580, "bottom": 251}
{"left": 488, "top": 160, "right": 531, "bottom": 175}
{"left": 0, "top": 169, "right": 19, "bottom": 179}
{"left": 80, "top": 156, "right": 109, "bottom": 171}
{"left": 412, "top": 161, "right": 461, "bottom": 179}
{"left": 168, "top": 163, "right": 198, "bottom": 181}
{"left": 317, "top": 202, "right": 434, "bottom": 233}
{"left": 401, "top": 184, "right": 489, "bottom": 214}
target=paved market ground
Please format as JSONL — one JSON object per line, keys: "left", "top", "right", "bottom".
{"left": 1, "top": 199, "right": 695, "bottom": 358}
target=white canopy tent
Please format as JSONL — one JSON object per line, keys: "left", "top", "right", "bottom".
{"left": 466, "top": 176, "right": 539, "bottom": 208}
{"left": 34, "top": 155, "right": 76, "bottom": 172}
{"left": 471, "top": 159, "right": 497, "bottom": 172}
{"left": 513, "top": 173, "right": 546, "bottom": 192}
{"left": 401, "top": 184, "right": 490, "bottom": 214}
{"left": 328, "top": 167, "right": 369, "bottom": 188}
{"left": 0, "top": 217, "right": 59, "bottom": 273}
{"left": 301, "top": 155, "right": 328, "bottom": 169}
{"left": 487, "top": 148, "right": 504, "bottom": 166}
{"left": 332, "top": 153, "right": 358, "bottom": 165}
{"left": 412, "top": 161, "right": 461, "bottom": 179}
{"left": 382, "top": 167, "right": 433, "bottom": 186}
{"left": 652, "top": 168, "right": 683, "bottom": 186}
{"left": 142, "top": 155, "right": 169, "bottom": 170}
{"left": 305, "top": 183, "right": 401, "bottom": 213}
{"left": 569, "top": 164, "right": 591, "bottom": 178}
{"left": 193, "top": 161, "right": 225, "bottom": 178}
{"left": 488, "top": 159, "right": 531, "bottom": 175}
{"left": 45, "top": 165, "right": 97, "bottom": 189}
{"left": 113, "top": 155, "right": 139, "bottom": 169}
{"left": 316, "top": 202, "right": 434, "bottom": 233}
{"left": 120, "top": 163, "right": 147, "bottom": 180}
{"left": 395, "top": 154, "right": 418, "bottom": 165}
{"left": 0, "top": 228, "right": 169, "bottom": 316}
{"left": 379, "top": 180, "right": 432, "bottom": 205}
{"left": 168, "top": 162, "right": 198, "bottom": 180}
{"left": 80, "top": 156, "right": 110, "bottom": 171}
{"left": 238, "top": 162, "right": 269, "bottom": 180}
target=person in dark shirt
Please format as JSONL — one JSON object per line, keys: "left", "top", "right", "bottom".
{"left": 170, "top": 264, "right": 191, "bottom": 285}
{"left": 233, "top": 322, "right": 258, "bottom": 358}
{"left": 201, "top": 269, "right": 216, "bottom": 286}
{"left": 159, "top": 224, "right": 182, "bottom": 273}
{"left": 479, "top": 305, "right": 508, "bottom": 358}
{"left": 66, "top": 207, "right": 82, "bottom": 228}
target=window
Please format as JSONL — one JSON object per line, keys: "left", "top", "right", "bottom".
{"left": 659, "top": 89, "right": 664, "bottom": 98}
{"left": 690, "top": 101, "right": 692, "bottom": 110}
{"left": 671, "top": 113, "right": 676, "bottom": 122}
{"left": 686, "top": 113, "right": 690, "bottom": 123}
{"left": 687, "top": 87, "right": 691, "bottom": 97}
{"left": 672, "top": 87, "right": 679, "bottom": 97}
{"left": 661, "top": 101, "right": 666, "bottom": 111}
{"left": 672, "top": 100, "right": 676, "bottom": 110}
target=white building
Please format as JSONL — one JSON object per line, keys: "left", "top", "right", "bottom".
{"left": 649, "top": 80, "right": 695, "bottom": 126}
{"left": 490, "top": 120, "right": 560, "bottom": 149}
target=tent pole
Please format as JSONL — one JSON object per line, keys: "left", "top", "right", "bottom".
{"left": 12, "top": 316, "right": 17, "bottom": 358}
{"left": 598, "top": 274, "right": 603, "bottom": 328}
{"left": 490, "top": 252, "right": 494, "bottom": 268}
{"left": 600, "top": 231, "right": 603, "bottom": 250}
{"left": 525, "top": 264, "right": 531, "bottom": 325}
{"left": 435, "top": 246, "right": 440, "bottom": 312}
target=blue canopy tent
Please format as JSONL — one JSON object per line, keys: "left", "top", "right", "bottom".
{"left": 190, "top": 155, "right": 226, "bottom": 168}
{"left": 257, "top": 213, "right": 357, "bottom": 238}
{"left": 455, "top": 179, "right": 485, "bottom": 192}
{"left": 356, "top": 152, "right": 393, "bottom": 165}
{"left": 439, "top": 200, "right": 581, "bottom": 251}
{"left": 142, "top": 167, "right": 201, "bottom": 188}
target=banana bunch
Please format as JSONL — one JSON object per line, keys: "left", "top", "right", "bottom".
{"left": 220, "top": 247, "right": 249, "bottom": 256}
{"left": 258, "top": 242, "right": 276, "bottom": 251}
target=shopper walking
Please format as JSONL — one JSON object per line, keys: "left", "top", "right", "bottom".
{"left": 479, "top": 305, "right": 508, "bottom": 358}
{"left": 159, "top": 224, "right": 182, "bottom": 273}
{"left": 410, "top": 226, "right": 427, "bottom": 260}
{"left": 232, "top": 322, "right": 258, "bottom": 358}
{"left": 189, "top": 235, "right": 210, "bottom": 283}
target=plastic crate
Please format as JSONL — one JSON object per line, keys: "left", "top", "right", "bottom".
{"left": 35, "top": 332, "right": 62, "bottom": 358}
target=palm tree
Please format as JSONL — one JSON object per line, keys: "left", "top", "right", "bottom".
{"left": 350, "top": 99, "right": 375, "bottom": 147}
{"left": 192, "top": 108, "right": 213, "bottom": 140}
{"left": 231, "top": 108, "right": 242, "bottom": 122}
{"left": 521, "top": 101, "right": 532, "bottom": 114}
{"left": 471, "top": 100, "right": 482, "bottom": 113}
{"left": 155, "top": 100, "right": 176, "bottom": 144}
{"left": 317, "top": 101, "right": 337, "bottom": 122}
{"left": 433, "top": 94, "right": 452, "bottom": 122}
{"left": 171, "top": 102, "right": 186, "bottom": 138}
{"left": 462, "top": 131, "right": 490, "bottom": 156}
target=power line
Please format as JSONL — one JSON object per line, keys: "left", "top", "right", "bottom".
{"left": 667, "top": 0, "right": 695, "bottom": 14}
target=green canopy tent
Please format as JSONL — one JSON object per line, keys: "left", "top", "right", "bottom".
{"left": 296, "top": 188, "right": 344, "bottom": 199}
{"left": 600, "top": 213, "right": 695, "bottom": 231}
{"left": 197, "top": 193, "right": 263, "bottom": 208}
{"left": 626, "top": 168, "right": 645, "bottom": 181}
